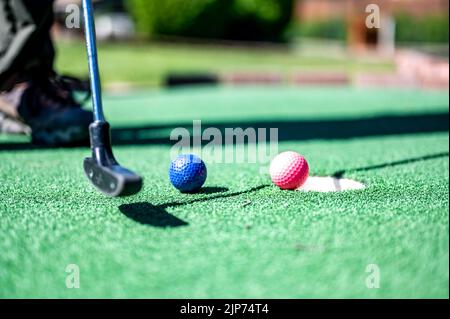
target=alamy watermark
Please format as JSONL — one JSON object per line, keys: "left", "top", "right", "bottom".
{"left": 65, "top": 4, "right": 81, "bottom": 29}
{"left": 365, "top": 263, "right": 381, "bottom": 289}
{"left": 366, "top": 4, "right": 381, "bottom": 29}
{"left": 170, "top": 120, "right": 278, "bottom": 172}
{"left": 65, "top": 264, "right": 80, "bottom": 289}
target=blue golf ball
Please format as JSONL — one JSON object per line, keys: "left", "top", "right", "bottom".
{"left": 169, "top": 154, "right": 207, "bottom": 193}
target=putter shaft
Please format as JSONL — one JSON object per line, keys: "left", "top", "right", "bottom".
{"left": 82, "top": 0, "right": 105, "bottom": 122}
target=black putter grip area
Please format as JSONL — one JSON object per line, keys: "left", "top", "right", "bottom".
{"left": 84, "top": 121, "right": 143, "bottom": 197}
{"left": 89, "top": 121, "right": 117, "bottom": 166}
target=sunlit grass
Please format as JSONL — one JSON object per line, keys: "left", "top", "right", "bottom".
{"left": 55, "top": 40, "right": 394, "bottom": 87}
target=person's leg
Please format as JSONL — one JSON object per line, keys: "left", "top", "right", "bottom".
{"left": 0, "top": 0, "right": 93, "bottom": 145}
{"left": 0, "top": 0, "right": 55, "bottom": 91}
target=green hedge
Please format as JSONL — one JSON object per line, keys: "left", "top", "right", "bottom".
{"left": 126, "top": 0, "right": 294, "bottom": 41}
{"left": 395, "top": 14, "right": 449, "bottom": 43}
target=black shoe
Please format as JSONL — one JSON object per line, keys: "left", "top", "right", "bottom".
{"left": 0, "top": 73, "right": 93, "bottom": 146}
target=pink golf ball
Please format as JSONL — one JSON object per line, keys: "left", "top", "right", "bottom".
{"left": 270, "top": 151, "right": 309, "bottom": 190}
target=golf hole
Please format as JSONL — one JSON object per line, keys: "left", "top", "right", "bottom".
{"left": 297, "top": 176, "right": 366, "bottom": 193}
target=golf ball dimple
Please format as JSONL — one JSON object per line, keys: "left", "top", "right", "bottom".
{"left": 270, "top": 151, "right": 309, "bottom": 190}
{"left": 169, "top": 154, "right": 207, "bottom": 193}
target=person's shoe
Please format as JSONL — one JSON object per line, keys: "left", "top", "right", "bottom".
{"left": 0, "top": 73, "right": 93, "bottom": 146}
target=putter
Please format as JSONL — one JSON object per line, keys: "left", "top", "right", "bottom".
{"left": 82, "top": 0, "right": 142, "bottom": 197}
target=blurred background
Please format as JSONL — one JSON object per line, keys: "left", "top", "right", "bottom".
{"left": 52, "top": 0, "right": 449, "bottom": 90}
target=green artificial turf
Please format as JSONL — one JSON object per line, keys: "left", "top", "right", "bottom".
{"left": 0, "top": 87, "right": 448, "bottom": 298}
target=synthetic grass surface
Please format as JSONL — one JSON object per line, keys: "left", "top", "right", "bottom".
{"left": 0, "top": 87, "right": 448, "bottom": 298}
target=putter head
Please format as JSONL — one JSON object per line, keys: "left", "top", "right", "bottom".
{"left": 84, "top": 158, "right": 142, "bottom": 197}
{"left": 84, "top": 121, "right": 143, "bottom": 197}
